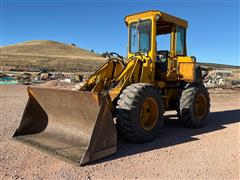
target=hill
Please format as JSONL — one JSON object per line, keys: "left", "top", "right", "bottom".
{"left": 0, "top": 40, "right": 101, "bottom": 58}
{"left": 0, "top": 40, "right": 106, "bottom": 72}
{"left": 197, "top": 62, "right": 240, "bottom": 69}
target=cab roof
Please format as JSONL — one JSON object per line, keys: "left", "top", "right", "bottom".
{"left": 125, "top": 10, "right": 188, "bottom": 28}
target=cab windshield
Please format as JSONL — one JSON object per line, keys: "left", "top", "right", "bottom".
{"left": 129, "top": 19, "right": 151, "bottom": 54}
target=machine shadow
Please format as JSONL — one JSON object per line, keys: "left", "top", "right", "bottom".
{"left": 92, "top": 109, "right": 240, "bottom": 164}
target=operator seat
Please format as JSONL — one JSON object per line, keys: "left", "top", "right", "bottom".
{"left": 155, "top": 50, "right": 168, "bottom": 80}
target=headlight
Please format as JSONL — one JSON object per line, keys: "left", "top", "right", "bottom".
{"left": 155, "top": 14, "right": 161, "bottom": 21}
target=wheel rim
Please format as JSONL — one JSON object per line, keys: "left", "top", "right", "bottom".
{"left": 140, "top": 98, "right": 159, "bottom": 131}
{"left": 195, "top": 94, "right": 207, "bottom": 119}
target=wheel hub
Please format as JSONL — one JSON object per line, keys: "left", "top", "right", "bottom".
{"left": 195, "top": 94, "right": 207, "bottom": 119}
{"left": 140, "top": 98, "right": 159, "bottom": 131}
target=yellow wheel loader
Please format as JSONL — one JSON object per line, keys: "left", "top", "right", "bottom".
{"left": 13, "top": 10, "right": 210, "bottom": 165}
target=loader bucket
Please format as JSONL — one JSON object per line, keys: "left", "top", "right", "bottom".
{"left": 13, "top": 87, "right": 117, "bottom": 165}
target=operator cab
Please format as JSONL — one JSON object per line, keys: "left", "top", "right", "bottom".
{"left": 125, "top": 10, "right": 188, "bottom": 81}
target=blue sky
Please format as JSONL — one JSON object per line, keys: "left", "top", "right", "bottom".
{"left": 1, "top": 0, "right": 239, "bottom": 65}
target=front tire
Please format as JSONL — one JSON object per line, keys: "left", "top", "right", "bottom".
{"left": 115, "top": 83, "right": 164, "bottom": 143}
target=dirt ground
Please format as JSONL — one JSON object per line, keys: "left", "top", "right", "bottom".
{"left": 0, "top": 85, "right": 239, "bottom": 179}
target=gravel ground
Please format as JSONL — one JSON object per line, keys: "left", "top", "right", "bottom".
{"left": 0, "top": 85, "right": 239, "bottom": 179}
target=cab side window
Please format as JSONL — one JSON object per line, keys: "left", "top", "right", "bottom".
{"left": 176, "top": 26, "right": 186, "bottom": 56}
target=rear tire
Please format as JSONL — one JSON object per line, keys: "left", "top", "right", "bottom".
{"left": 115, "top": 83, "right": 164, "bottom": 143}
{"left": 180, "top": 84, "right": 210, "bottom": 128}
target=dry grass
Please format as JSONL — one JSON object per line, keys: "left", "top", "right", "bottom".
{"left": 0, "top": 40, "right": 101, "bottom": 57}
